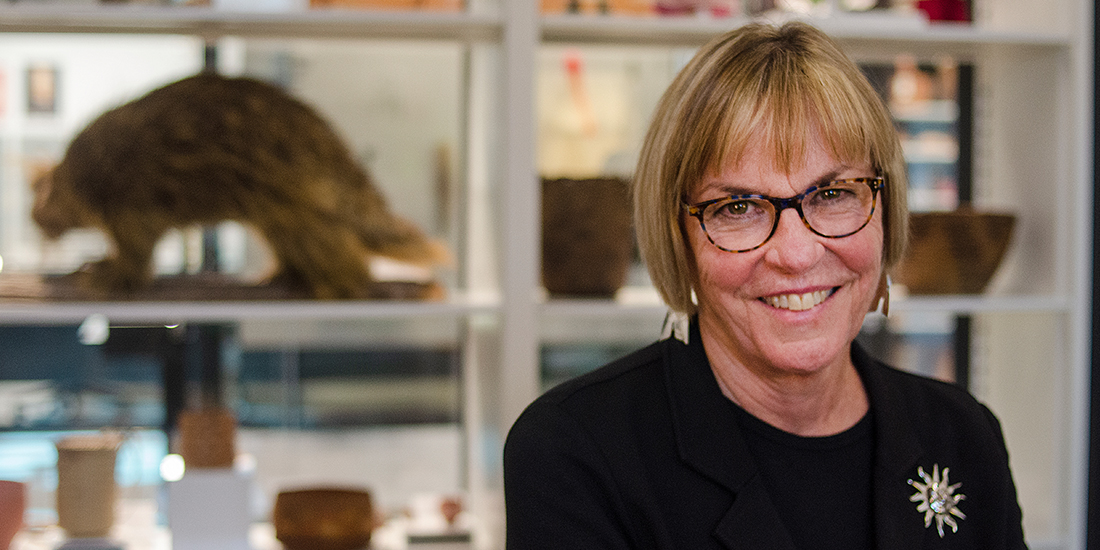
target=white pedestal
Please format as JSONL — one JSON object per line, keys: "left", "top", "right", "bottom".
{"left": 167, "top": 470, "right": 252, "bottom": 550}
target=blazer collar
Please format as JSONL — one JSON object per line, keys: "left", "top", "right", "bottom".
{"left": 662, "top": 322, "right": 795, "bottom": 549}
{"left": 662, "top": 324, "right": 929, "bottom": 549}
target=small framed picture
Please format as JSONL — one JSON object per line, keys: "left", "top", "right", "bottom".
{"left": 26, "top": 64, "right": 58, "bottom": 114}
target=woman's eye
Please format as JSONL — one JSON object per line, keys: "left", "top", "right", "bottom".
{"left": 814, "top": 187, "right": 858, "bottom": 203}
{"left": 715, "top": 200, "right": 753, "bottom": 217}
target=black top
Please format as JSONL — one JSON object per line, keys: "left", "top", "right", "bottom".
{"left": 734, "top": 404, "right": 874, "bottom": 550}
{"left": 504, "top": 321, "right": 1028, "bottom": 549}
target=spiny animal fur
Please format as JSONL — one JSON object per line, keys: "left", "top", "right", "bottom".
{"left": 32, "top": 73, "right": 449, "bottom": 299}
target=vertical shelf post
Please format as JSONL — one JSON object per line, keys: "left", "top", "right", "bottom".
{"left": 499, "top": 1, "right": 541, "bottom": 429}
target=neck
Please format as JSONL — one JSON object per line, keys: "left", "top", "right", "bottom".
{"left": 702, "top": 333, "right": 869, "bottom": 437}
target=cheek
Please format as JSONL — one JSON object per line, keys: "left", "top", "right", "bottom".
{"left": 684, "top": 224, "right": 753, "bottom": 296}
{"left": 837, "top": 217, "right": 885, "bottom": 283}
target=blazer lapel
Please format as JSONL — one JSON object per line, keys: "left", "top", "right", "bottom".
{"left": 713, "top": 478, "right": 798, "bottom": 550}
{"left": 662, "top": 325, "right": 796, "bottom": 550}
{"left": 854, "top": 344, "right": 929, "bottom": 550}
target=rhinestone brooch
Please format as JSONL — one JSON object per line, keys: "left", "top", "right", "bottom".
{"left": 908, "top": 464, "right": 966, "bottom": 538}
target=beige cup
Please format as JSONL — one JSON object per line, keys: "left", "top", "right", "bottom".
{"left": 55, "top": 434, "right": 122, "bottom": 539}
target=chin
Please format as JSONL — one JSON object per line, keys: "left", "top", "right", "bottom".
{"left": 759, "top": 335, "right": 852, "bottom": 376}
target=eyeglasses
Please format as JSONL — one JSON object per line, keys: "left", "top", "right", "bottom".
{"left": 683, "top": 177, "right": 884, "bottom": 253}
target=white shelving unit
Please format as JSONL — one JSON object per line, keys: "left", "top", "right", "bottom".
{"left": 0, "top": 2, "right": 1091, "bottom": 549}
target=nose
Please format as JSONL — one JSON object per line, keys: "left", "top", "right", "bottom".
{"left": 762, "top": 208, "right": 824, "bottom": 272}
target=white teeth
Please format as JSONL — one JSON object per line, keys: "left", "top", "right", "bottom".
{"left": 765, "top": 289, "right": 832, "bottom": 311}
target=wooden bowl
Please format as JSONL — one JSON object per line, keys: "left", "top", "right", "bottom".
{"left": 273, "top": 487, "right": 374, "bottom": 550}
{"left": 892, "top": 209, "right": 1016, "bottom": 295}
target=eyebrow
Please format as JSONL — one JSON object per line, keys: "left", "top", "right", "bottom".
{"left": 699, "top": 167, "right": 848, "bottom": 200}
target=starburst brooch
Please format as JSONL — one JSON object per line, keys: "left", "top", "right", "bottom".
{"left": 908, "top": 464, "right": 966, "bottom": 538}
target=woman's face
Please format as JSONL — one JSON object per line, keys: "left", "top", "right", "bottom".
{"left": 685, "top": 131, "right": 883, "bottom": 378}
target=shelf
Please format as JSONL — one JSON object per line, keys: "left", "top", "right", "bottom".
{"left": 534, "top": 291, "right": 1069, "bottom": 345}
{"left": 537, "top": 285, "right": 1070, "bottom": 318}
{"left": 0, "top": 4, "right": 501, "bottom": 41}
{"left": 0, "top": 292, "right": 498, "bottom": 325}
{"left": 892, "top": 293, "right": 1071, "bottom": 314}
{"left": 540, "top": 11, "right": 1071, "bottom": 56}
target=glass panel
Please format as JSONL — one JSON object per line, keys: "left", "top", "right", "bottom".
{"left": 536, "top": 44, "right": 688, "bottom": 180}
{"left": 0, "top": 36, "right": 464, "bottom": 294}
{"left": 232, "top": 38, "right": 464, "bottom": 259}
{"left": 0, "top": 33, "right": 470, "bottom": 547}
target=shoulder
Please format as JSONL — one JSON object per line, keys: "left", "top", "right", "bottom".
{"left": 504, "top": 338, "right": 681, "bottom": 469}
{"left": 857, "top": 347, "right": 1007, "bottom": 448}
{"left": 509, "top": 341, "right": 668, "bottom": 440}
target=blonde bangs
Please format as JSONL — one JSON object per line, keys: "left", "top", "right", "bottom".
{"left": 709, "top": 49, "right": 885, "bottom": 179}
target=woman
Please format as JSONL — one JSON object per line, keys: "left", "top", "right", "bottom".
{"left": 504, "top": 21, "right": 1027, "bottom": 549}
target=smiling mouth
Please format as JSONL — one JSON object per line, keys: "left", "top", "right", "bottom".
{"left": 761, "top": 287, "right": 838, "bottom": 311}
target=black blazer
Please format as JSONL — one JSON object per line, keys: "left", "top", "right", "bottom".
{"left": 504, "top": 323, "right": 1027, "bottom": 549}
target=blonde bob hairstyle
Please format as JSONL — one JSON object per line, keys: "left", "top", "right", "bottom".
{"left": 633, "top": 21, "right": 908, "bottom": 316}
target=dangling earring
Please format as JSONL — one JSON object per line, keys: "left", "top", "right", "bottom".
{"left": 872, "top": 273, "right": 891, "bottom": 317}
{"left": 661, "top": 310, "right": 690, "bottom": 344}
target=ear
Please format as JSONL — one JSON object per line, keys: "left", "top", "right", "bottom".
{"left": 870, "top": 272, "right": 890, "bottom": 316}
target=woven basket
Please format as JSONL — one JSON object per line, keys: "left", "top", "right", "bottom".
{"left": 541, "top": 177, "right": 633, "bottom": 297}
{"left": 893, "top": 208, "right": 1016, "bottom": 295}
{"left": 177, "top": 407, "right": 236, "bottom": 469}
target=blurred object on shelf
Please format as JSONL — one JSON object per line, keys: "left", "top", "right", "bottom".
{"left": 440, "top": 496, "right": 462, "bottom": 527}
{"left": 405, "top": 493, "right": 471, "bottom": 548}
{"left": 541, "top": 177, "right": 632, "bottom": 298}
{"left": 541, "top": 0, "right": 655, "bottom": 15}
{"left": 889, "top": 54, "right": 934, "bottom": 110}
{"left": 563, "top": 51, "right": 598, "bottom": 139}
{"left": 746, "top": 0, "right": 912, "bottom": 15}
{"left": 176, "top": 406, "right": 236, "bottom": 469}
{"left": 838, "top": 0, "right": 885, "bottom": 10}
{"left": 212, "top": 0, "right": 300, "bottom": 10}
{"left": 539, "top": 49, "right": 631, "bottom": 178}
{"left": 744, "top": 0, "right": 833, "bottom": 17}
{"left": 274, "top": 487, "right": 376, "bottom": 550}
{"left": 309, "top": 0, "right": 462, "bottom": 10}
{"left": 55, "top": 433, "right": 122, "bottom": 542}
{"left": 933, "top": 55, "right": 959, "bottom": 102}
{"left": 30, "top": 73, "right": 451, "bottom": 301}
{"left": 25, "top": 64, "right": 57, "bottom": 115}
{"left": 915, "top": 0, "right": 968, "bottom": 21}
{"left": 0, "top": 481, "right": 25, "bottom": 550}
{"left": 892, "top": 208, "right": 1015, "bottom": 294}
{"left": 653, "top": 0, "right": 740, "bottom": 16}
{"left": 99, "top": 0, "right": 209, "bottom": 4}
{"left": 168, "top": 468, "right": 253, "bottom": 550}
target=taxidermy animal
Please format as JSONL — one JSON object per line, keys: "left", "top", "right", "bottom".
{"left": 32, "top": 73, "right": 450, "bottom": 299}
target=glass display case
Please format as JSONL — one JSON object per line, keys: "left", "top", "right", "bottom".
{"left": 0, "top": 1, "right": 1091, "bottom": 549}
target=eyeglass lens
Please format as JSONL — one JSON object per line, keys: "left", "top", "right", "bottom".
{"left": 698, "top": 178, "right": 879, "bottom": 253}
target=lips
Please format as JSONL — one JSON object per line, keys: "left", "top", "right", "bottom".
{"left": 761, "top": 287, "right": 838, "bottom": 311}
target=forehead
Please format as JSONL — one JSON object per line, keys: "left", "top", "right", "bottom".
{"left": 694, "top": 128, "right": 871, "bottom": 198}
